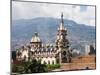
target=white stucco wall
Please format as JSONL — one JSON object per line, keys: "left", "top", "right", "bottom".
{"left": 21, "top": 50, "right": 29, "bottom": 60}
{"left": 41, "top": 57, "right": 56, "bottom": 64}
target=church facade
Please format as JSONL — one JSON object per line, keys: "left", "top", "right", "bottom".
{"left": 16, "top": 13, "right": 72, "bottom": 65}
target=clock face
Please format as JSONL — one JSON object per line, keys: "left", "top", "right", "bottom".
{"left": 62, "top": 51, "right": 66, "bottom": 56}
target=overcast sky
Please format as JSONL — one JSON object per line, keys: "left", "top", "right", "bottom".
{"left": 12, "top": 1, "right": 95, "bottom": 26}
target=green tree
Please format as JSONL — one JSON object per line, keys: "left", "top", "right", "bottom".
{"left": 25, "top": 59, "right": 47, "bottom": 73}
{"left": 12, "top": 59, "right": 48, "bottom": 74}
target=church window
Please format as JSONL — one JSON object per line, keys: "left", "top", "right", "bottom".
{"left": 48, "top": 60, "right": 50, "bottom": 64}
{"left": 43, "top": 61, "right": 46, "bottom": 64}
{"left": 52, "top": 61, "right": 54, "bottom": 64}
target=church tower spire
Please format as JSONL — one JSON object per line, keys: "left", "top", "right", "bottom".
{"left": 59, "top": 13, "right": 66, "bottom": 30}
{"left": 61, "top": 12, "right": 64, "bottom": 24}
{"left": 56, "top": 13, "right": 71, "bottom": 64}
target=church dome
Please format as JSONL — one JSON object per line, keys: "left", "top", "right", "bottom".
{"left": 31, "top": 32, "right": 41, "bottom": 43}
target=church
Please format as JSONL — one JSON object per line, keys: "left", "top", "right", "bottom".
{"left": 16, "top": 13, "right": 72, "bottom": 65}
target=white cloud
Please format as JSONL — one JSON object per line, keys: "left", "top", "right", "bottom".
{"left": 69, "top": 6, "right": 95, "bottom": 26}
{"left": 12, "top": 1, "right": 95, "bottom": 26}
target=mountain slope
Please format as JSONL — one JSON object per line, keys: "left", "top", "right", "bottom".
{"left": 11, "top": 17, "right": 96, "bottom": 53}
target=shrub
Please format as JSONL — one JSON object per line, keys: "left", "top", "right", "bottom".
{"left": 47, "top": 64, "right": 60, "bottom": 70}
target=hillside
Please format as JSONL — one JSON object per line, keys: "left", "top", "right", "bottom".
{"left": 11, "top": 17, "right": 96, "bottom": 53}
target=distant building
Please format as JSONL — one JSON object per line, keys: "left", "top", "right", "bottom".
{"left": 85, "top": 43, "right": 96, "bottom": 55}
{"left": 85, "top": 45, "right": 90, "bottom": 55}
{"left": 16, "top": 13, "right": 72, "bottom": 64}
{"left": 93, "top": 42, "right": 96, "bottom": 50}
{"left": 72, "top": 49, "right": 80, "bottom": 57}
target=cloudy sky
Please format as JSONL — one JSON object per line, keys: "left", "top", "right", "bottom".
{"left": 12, "top": 1, "right": 96, "bottom": 26}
